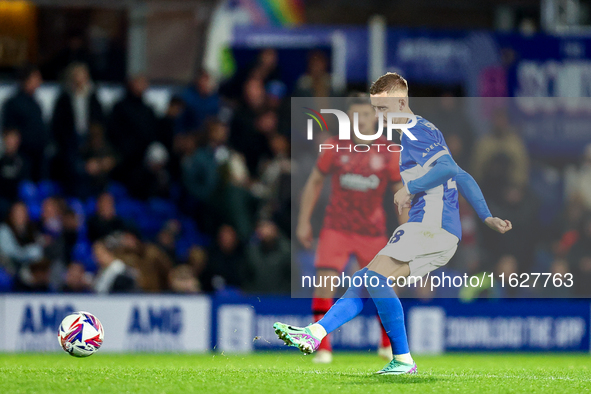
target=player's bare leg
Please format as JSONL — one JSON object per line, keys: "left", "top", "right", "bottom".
{"left": 366, "top": 254, "right": 410, "bottom": 279}
{"left": 311, "top": 268, "right": 338, "bottom": 364}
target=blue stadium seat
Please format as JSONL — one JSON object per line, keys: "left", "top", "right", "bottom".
{"left": 116, "top": 199, "right": 145, "bottom": 221}
{"left": 27, "top": 201, "right": 42, "bottom": 222}
{"left": 0, "top": 266, "right": 12, "bottom": 293}
{"left": 179, "top": 217, "right": 198, "bottom": 238}
{"left": 67, "top": 198, "right": 88, "bottom": 237}
{"left": 37, "top": 180, "right": 62, "bottom": 200}
{"left": 107, "top": 182, "right": 128, "bottom": 200}
{"left": 148, "top": 198, "right": 178, "bottom": 219}
{"left": 72, "top": 241, "right": 97, "bottom": 272}
{"left": 175, "top": 237, "right": 193, "bottom": 261}
{"left": 175, "top": 217, "right": 208, "bottom": 260}
{"left": 85, "top": 197, "right": 97, "bottom": 216}
{"left": 67, "top": 198, "right": 86, "bottom": 219}
{"left": 18, "top": 180, "right": 38, "bottom": 202}
{"left": 136, "top": 215, "right": 164, "bottom": 240}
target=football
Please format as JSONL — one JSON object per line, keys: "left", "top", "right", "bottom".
{"left": 58, "top": 312, "right": 104, "bottom": 357}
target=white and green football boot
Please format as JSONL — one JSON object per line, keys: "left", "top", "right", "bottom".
{"left": 273, "top": 322, "right": 321, "bottom": 355}
{"left": 376, "top": 359, "right": 418, "bottom": 375}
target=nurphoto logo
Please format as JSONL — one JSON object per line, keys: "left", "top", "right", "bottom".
{"left": 303, "top": 107, "right": 418, "bottom": 152}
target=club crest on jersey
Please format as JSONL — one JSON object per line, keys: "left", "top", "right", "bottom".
{"left": 339, "top": 173, "right": 380, "bottom": 191}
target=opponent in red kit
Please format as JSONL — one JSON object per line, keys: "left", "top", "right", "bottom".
{"left": 297, "top": 95, "right": 408, "bottom": 363}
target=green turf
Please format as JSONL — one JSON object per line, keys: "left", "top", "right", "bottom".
{"left": 0, "top": 352, "right": 589, "bottom": 393}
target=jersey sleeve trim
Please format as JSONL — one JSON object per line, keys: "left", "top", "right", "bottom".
{"left": 423, "top": 147, "right": 450, "bottom": 169}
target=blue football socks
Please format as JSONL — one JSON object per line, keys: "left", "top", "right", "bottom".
{"left": 317, "top": 268, "right": 369, "bottom": 334}
{"left": 316, "top": 268, "right": 410, "bottom": 357}
{"left": 365, "top": 270, "right": 410, "bottom": 355}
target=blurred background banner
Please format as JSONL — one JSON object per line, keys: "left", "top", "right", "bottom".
{"left": 0, "top": 295, "right": 588, "bottom": 354}
{"left": 229, "top": 26, "right": 591, "bottom": 98}
{"left": 0, "top": 295, "right": 211, "bottom": 352}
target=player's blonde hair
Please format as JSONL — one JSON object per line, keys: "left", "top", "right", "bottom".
{"left": 369, "top": 72, "right": 408, "bottom": 95}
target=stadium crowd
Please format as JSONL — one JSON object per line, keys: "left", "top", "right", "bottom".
{"left": 0, "top": 48, "right": 589, "bottom": 297}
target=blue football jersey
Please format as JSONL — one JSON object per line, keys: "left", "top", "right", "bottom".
{"left": 399, "top": 116, "right": 462, "bottom": 240}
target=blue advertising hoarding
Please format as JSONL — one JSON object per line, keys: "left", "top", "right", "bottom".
{"left": 0, "top": 295, "right": 588, "bottom": 354}
{"left": 212, "top": 295, "right": 591, "bottom": 353}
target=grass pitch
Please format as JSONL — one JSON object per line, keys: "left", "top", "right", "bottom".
{"left": 0, "top": 352, "right": 589, "bottom": 393}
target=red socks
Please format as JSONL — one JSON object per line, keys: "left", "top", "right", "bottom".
{"left": 380, "top": 323, "right": 391, "bottom": 348}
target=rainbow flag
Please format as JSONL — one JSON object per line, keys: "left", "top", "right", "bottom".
{"left": 240, "top": 0, "right": 305, "bottom": 26}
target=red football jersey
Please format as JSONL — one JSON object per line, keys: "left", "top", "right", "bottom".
{"left": 316, "top": 136, "right": 401, "bottom": 237}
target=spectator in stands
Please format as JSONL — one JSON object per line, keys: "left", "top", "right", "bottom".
{"left": 183, "top": 119, "right": 255, "bottom": 240}
{"left": 187, "top": 246, "right": 207, "bottom": 281}
{"left": 2, "top": 65, "right": 48, "bottom": 181}
{"left": 156, "top": 219, "right": 181, "bottom": 263}
{"left": 41, "top": 32, "right": 94, "bottom": 81}
{"left": 481, "top": 183, "right": 539, "bottom": 272}
{"left": 252, "top": 134, "right": 291, "bottom": 235}
{"left": 567, "top": 214, "right": 591, "bottom": 297}
{"left": 243, "top": 220, "right": 291, "bottom": 294}
{"left": 428, "top": 94, "right": 474, "bottom": 169}
{"left": 545, "top": 259, "right": 573, "bottom": 297}
{"left": 87, "top": 192, "right": 129, "bottom": 242}
{"left": 0, "top": 202, "right": 43, "bottom": 268}
{"left": 62, "top": 208, "right": 82, "bottom": 264}
{"left": 127, "top": 142, "right": 171, "bottom": 200}
{"left": 230, "top": 77, "right": 273, "bottom": 175}
{"left": 550, "top": 192, "right": 587, "bottom": 259}
{"left": 169, "top": 264, "right": 200, "bottom": 294}
{"left": 472, "top": 108, "right": 529, "bottom": 188}
{"left": 108, "top": 74, "right": 157, "bottom": 190}
{"left": 178, "top": 69, "right": 220, "bottom": 133}
{"left": 51, "top": 62, "right": 104, "bottom": 194}
{"left": 0, "top": 129, "right": 28, "bottom": 220}
{"left": 266, "top": 80, "right": 290, "bottom": 136}
{"left": 200, "top": 225, "right": 244, "bottom": 292}
{"left": 92, "top": 238, "right": 136, "bottom": 294}
{"left": 157, "top": 96, "right": 185, "bottom": 180}
{"left": 249, "top": 48, "right": 280, "bottom": 84}
{"left": 12, "top": 259, "right": 52, "bottom": 293}
{"left": 221, "top": 48, "right": 280, "bottom": 102}
{"left": 293, "top": 50, "right": 333, "bottom": 97}
{"left": 490, "top": 254, "right": 530, "bottom": 298}
{"left": 40, "top": 197, "right": 66, "bottom": 264}
{"left": 60, "top": 262, "right": 91, "bottom": 293}
{"left": 565, "top": 143, "right": 591, "bottom": 211}
{"left": 80, "top": 125, "right": 118, "bottom": 197}
{"left": 112, "top": 231, "right": 173, "bottom": 293}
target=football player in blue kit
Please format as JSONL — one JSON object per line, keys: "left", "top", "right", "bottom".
{"left": 274, "top": 72, "right": 512, "bottom": 375}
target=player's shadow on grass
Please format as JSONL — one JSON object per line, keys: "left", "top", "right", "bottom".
{"left": 344, "top": 374, "right": 440, "bottom": 385}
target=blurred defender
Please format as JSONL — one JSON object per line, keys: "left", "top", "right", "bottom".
{"left": 297, "top": 95, "right": 407, "bottom": 363}
{"left": 278, "top": 73, "right": 512, "bottom": 374}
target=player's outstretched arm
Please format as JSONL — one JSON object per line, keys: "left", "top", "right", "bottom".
{"left": 456, "top": 167, "right": 512, "bottom": 234}
{"left": 297, "top": 167, "right": 325, "bottom": 248}
{"left": 394, "top": 155, "right": 458, "bottom": 213}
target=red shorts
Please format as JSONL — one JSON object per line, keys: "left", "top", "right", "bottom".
{"left": 314, "top": 228, "right": 388, "bottom": 272}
